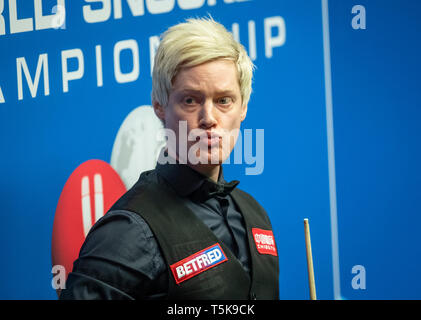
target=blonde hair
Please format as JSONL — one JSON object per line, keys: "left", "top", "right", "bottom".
{"left": 152, "top": 17, "right": 254, "bottom": 108}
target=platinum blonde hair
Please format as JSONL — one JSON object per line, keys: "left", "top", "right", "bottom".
{"left": 152, "top": 17, "right": 254, "bottom": 108}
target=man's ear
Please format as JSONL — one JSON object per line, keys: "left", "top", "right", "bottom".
{"left": 153, "top": 101, "right": 165, "bottom": 122}
{"left": 240, "top": 103, "right": 248, "bottom": 122}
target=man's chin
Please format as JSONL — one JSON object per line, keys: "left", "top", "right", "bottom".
{"left": 188, "top": 159, "right": 223, "bottom": 167}
{"left": 189, "top": 151, "right": 228, "bottom": 166}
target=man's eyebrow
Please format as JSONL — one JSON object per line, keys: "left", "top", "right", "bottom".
{"left": 174, "top": 88, "right": 238, "bottom": 96}
{"left": 174, "top": 88, "right": 202, "bottom": 94}
{"left": 214, "top": 89, "right": 238, "bottom": 96}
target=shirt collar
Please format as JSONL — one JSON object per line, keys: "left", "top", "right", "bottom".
{"left": 155, "top": 152, "right": 239, "bottom": 202}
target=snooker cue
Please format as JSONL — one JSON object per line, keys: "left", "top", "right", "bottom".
{"left": 304, "top": 218, "right": 317, "bottom": 300}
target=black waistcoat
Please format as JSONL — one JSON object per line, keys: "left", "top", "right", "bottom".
{"left": 111, "top": 170, "right": 279, "bottom": 300}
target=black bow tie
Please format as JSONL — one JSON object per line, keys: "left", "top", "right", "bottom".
{"left": 192, "top": 179, "right": 240, "bottom": 202}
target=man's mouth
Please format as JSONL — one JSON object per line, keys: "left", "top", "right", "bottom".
{"left": 194, "top": 131, "right": 222, "bottom": 147}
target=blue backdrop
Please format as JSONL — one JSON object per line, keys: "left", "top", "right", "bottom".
{"left": 1, "top": 0, "right": 420, "bottom": 300}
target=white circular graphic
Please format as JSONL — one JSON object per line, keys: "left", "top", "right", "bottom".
{"left": 111, "top": 105, "right": 166, "bottom": 189}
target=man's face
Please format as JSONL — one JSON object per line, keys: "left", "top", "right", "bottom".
{"left": 154, "top": 59, "right": 247, "bottom": 167}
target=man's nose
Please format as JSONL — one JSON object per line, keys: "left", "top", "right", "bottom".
{"left": 199, "top": 100, "right": 217, "bottom": 129}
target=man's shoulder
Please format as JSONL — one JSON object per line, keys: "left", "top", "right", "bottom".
{"left": 109, "top": 169, "right": 161, "bottom": 211}
{"left": 232, "top": 186, "right": 272, "bottom": 226}
{"left": 232, "top": 186, "right": 264, "bottom": 208}
{"left": 84, "top": 168, "right": 162, "bottom": 248}
{"left": 85, "top": 209, "right": 155, "bottom": 247}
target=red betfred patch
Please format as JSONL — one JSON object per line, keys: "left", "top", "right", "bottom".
{"left": 170, "top": 243, "right": 228, "bottom": 285}
{"left": 252, "top": 228, "right": 277, "bottom": 256}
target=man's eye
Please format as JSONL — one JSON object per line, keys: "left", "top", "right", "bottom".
{"left": 183, "top": 97, "right": 196, "bottom": 105}
{"left": 217, "top": 97, "right": 232, "bottom": 105}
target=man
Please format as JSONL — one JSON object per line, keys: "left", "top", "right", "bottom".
{"left": 60, "top": 17, "right": 279, "bottom": 300}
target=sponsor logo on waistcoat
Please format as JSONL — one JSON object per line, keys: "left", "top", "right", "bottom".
{"left": 170, "top": 243, "right": 228, "bottom": 284}
{"left": 252, "top": 228, "right": 277, "bottom": 256}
